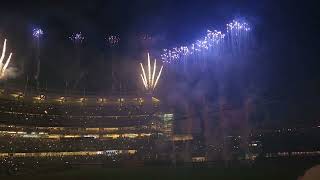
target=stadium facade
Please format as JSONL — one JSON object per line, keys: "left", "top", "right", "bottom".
{"left": 0, "top": 85, "right": 319, "bottom": 168}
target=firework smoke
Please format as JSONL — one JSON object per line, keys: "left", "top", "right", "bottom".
{"left": 33, "top": 28, "right": 44, "bottom": 88}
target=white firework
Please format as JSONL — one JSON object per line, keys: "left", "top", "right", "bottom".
{"left": 140, "top": 53, "right": 163, "bottom": 92}
{"left": 0, "top": 39, "right": 13, "bottom": 78}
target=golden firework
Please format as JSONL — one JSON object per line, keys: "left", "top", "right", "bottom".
{"left": 140, "top": 53, "right": 163, "bottom": 91}
{"left": 0, "top": 39, "right": 13, "bottom": 78}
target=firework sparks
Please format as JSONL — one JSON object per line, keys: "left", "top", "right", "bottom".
{"left": 140, "top": 53, "right": 163, "bottom": 91}
{"left": 0, "top": 39, "right": 13, "bottom": 78}
{"left": 106, "top": 35, "right": 120, "bottom": 46}
{"left": 226, "top": 19, "right": 251, "bottom": 54}
{"left": 161, "top": 29, "right": 225, "bottom": 63}
{"left": 32, "top": 28, "right": 44, "bottom": 38}
{"left": 160, "top": 18, "right": 251, "bottom": 64}
{"left": 69, "top": 32, "right": 85, "bottom": 43}
{"left": 226, "top": 20, "right": 251, "bottom": 32}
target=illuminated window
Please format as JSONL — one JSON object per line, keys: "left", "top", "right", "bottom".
{"left": 122, "top": 133, "right": 139, "bottom": 138}
{"left": 102, "top": 134, "right": 120, "bottom": 139}
{"left": 79, "top": 97, "right": 87, "bottom": 103}
{"left": 58, "top": 97, "right": 65, "bottom": 103}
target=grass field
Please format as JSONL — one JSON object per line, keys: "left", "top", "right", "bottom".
{"left": 1, "top": 165, "right": 315, "bottom": 180}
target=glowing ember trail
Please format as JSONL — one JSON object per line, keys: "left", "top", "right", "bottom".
{"left": 153, "top": 65, "right": 163, "bottom": 90}
{"left": 140, "top": 53, "right": 163, "bottom": 92}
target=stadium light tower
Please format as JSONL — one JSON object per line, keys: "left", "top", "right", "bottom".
{"left": 140, "top": 53, "right": 163, "bottom": 93}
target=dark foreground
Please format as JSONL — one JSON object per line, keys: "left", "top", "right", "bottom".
{"left": 0, "top": 167, "right": 312, "bottom": 180}
{"left": 1, "top": 159, "right": 319, "bottom": 180}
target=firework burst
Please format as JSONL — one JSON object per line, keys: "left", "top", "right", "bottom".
{"left": 32, "top": 28, "right": 44, "bottom": 39}
{"left": 69, "top": 32, "right": 85, "bottom": 43}
{"left": 160, "top": 18, "right": 251, "bottom": 65}
{"left": 226, "top": 20, "right": 251, "bottom": 32}
{"left": 106, "top": 35, "right": 120, "bottom": 47}
{"left": 140, "top": 53, "right": 163, "bottom": 92}
{"left": 161, "top": 30, "right": 225, "bottom": 63}
{"left": 226, "top": 19, "right": 251, "bottom": 55}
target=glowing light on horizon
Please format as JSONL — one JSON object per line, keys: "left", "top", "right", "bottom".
{"left": 69, "top": 32, "right": 85, "bottom": 43}
{"left": 32, "top": 28, "right": 43, "bottom": 38}
{"left": 0, "top": 39, "right": 13, "bottom": 78}
{"left": 140, "top": 53, "right": 163, "bottom": 91}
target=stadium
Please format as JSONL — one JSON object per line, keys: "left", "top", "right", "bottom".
{"left": 0, "top": 83, "right": 178, "bottom": 161}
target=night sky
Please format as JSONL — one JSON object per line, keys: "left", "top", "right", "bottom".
{"left": 0, "top": 0, "right": 319, "bottom": 109}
